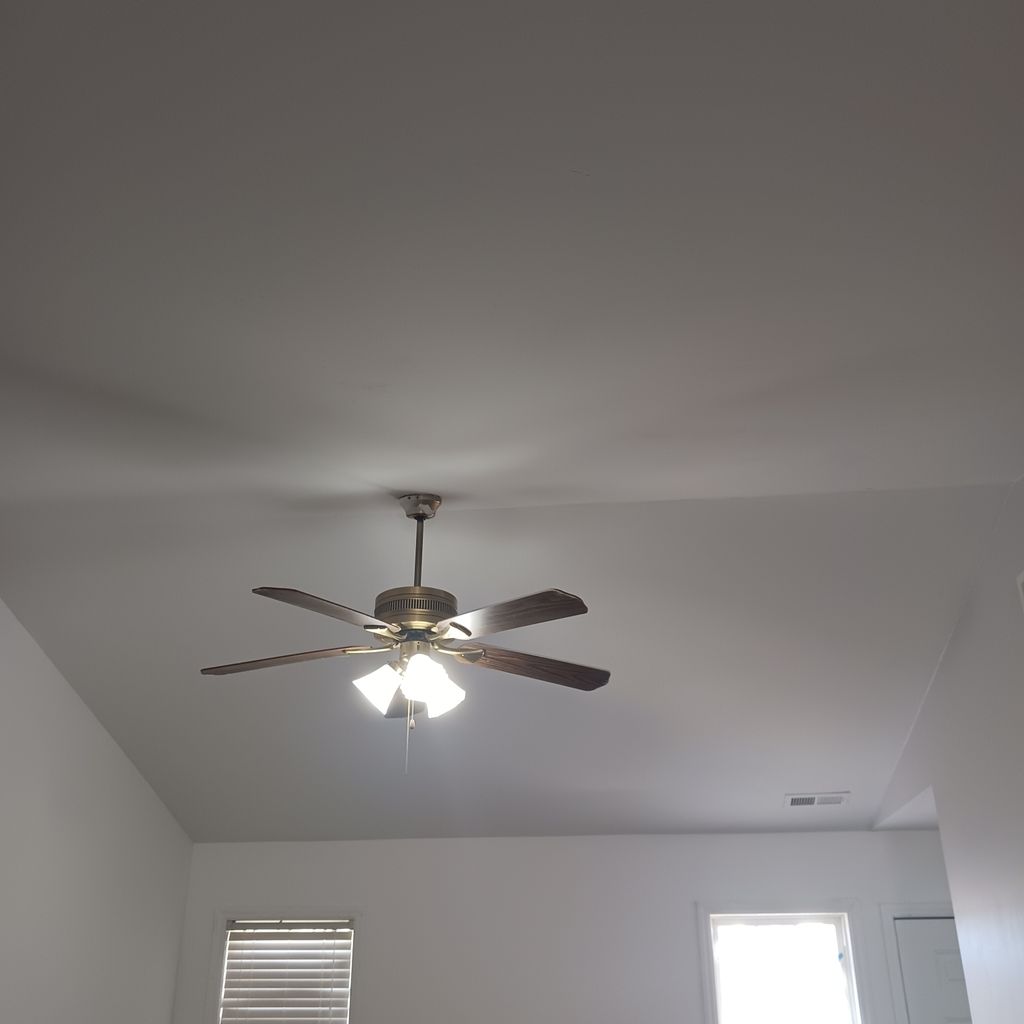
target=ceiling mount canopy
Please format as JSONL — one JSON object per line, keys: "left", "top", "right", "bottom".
{"left": 202, "top": 494, "right": 610, "bottom": 723}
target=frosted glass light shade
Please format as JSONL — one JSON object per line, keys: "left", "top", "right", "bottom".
{"left": 399, "top": 653, "right": 466, "bottom": 718}
{"left": 352, "top": 663, "right": 401, "bottom": 714}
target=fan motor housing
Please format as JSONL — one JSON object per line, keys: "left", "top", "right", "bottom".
{"left": 374, "top": 586, "right": 457, "bottom": 628}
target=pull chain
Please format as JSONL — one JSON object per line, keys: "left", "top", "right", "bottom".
{"left": 404, "top": 698, "right": 413, "bottom": 774}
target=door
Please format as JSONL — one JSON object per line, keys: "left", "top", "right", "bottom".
{"left": 894, "top": 917, "right": 971, "bottom": 1024}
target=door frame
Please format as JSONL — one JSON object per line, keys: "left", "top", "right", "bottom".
{"left": 879, "top": 902, "right": 957, "bottom": 1024}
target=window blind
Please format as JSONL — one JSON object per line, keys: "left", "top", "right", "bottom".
{"left": 220, "top": 919, "right": 354, "bottom": 1023}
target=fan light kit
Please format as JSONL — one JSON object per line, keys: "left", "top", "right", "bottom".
{"left": 202, "top": 495, "right": 610, "bottom": 728}
{"left": 354, "top": 655, "right": 466, "bottom": 719}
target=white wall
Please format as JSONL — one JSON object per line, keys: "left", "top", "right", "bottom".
{"left": 882, "top": 484, "right": 1024, "bottom": 1023}
{"left": 0, "top": 597, "right": 192, "bottom": 1024}
{"left": 174, "top": 831, "right": 949, "bottom": 1024}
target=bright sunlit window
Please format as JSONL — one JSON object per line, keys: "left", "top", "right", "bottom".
{"left": 708, "top": 912, "right": 862, "bottom": 1024}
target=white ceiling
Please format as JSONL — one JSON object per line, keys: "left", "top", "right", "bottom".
{"left": 1, "top": 4, "right": 1022, "bottom": 840}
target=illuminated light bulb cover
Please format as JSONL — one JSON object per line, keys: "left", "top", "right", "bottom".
{"left": 352, "top": 663, "right": 401, "bottom": 715}
{"left": 399, "top": 653, "right": 466, "bottom": 718}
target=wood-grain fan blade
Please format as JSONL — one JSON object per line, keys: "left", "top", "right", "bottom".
{"left": 466, "top": 645, "right": 609, "bottom": 691}
{"left": 253, "top": 587, "right": 392, "bottom": 630}
{"left": 438, "top": 589, "right": 587, "bottom": 638}
{"left": 201, "top": 645, "right": 388, "bottom": 676}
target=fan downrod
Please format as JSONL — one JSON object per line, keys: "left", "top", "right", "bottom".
{"left": 397, "top": 493, "right": 441, "bottom": 587}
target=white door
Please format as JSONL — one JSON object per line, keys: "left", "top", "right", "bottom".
{"left": 894, "top": 917, "right": 971, "bottom": 1024}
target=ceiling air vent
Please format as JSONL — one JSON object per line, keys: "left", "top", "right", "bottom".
{"left": 785, "top": 792, "right": 850, "bottom": 808}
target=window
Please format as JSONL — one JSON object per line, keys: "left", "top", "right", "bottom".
{"left": 708, "top": 912, "right": 861, "bottom": 1024}
{"left": 219, "top": 919, "right": 354, "bottom": 1023}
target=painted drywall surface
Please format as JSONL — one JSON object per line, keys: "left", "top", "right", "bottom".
{"left": 0, "top": 597, "right": 192, "bottom": 1024}
{"left": 173, "top": 831, "right": 948, "bottom": 1024}
{"left": 892, "top": 486, "right": 1024, "bottom": 1023}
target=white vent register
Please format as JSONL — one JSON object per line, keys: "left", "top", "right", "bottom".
{"left": 785, "top": 792, "right": 850, "bottom": 808}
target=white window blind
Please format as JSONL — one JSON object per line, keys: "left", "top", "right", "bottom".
{"left": 219, "top": 919, "right": 354, "bottom": 1023}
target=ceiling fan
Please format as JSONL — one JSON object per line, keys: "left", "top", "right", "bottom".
{"left": 201, "top": 494, "right": 610, "bottom": 719}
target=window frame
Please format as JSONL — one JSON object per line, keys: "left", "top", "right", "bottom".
{"left": 204, "top": 906, "right": 360, "bottom": 1024}
{"left": 697, "top": 901, "right": 867, "bottom": 1024}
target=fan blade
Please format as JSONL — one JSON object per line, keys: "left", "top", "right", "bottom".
{"left": 201, "top": 645, "right": 387, "bottom": 676}
{"left": 464, "top": 645, "right": 609, "bottom": 691}
{"left": 253, "top": 587, "right": 392, "bottom": 630}
{"left": 439, "top": 589, "right": 588, "bottom": 638}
